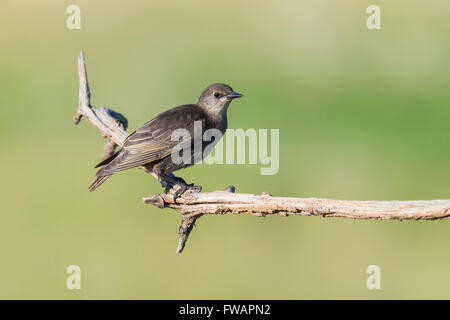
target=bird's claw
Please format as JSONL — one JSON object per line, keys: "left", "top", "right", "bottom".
{"left": 160, "top": 173, "right": 201, "bottom": 202}
{"left": 171, "top": 184, "right": 202, "bottom": 202}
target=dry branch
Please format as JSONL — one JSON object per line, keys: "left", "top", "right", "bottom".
{"left": 143, "top": 191, "right": 450, "bottom": 220}
{"left": 74, "top": 50, "right": 450, "bottom": 253}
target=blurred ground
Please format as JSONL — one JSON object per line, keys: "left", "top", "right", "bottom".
{"left": 1, "top": 0, "right": 450, "bottom": 298}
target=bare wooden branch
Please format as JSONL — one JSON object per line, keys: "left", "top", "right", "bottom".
{"left": 75, "top": 50, "right": 198, "bottom": 253}
{"left": 74, "top": 50, "right": 450, "bottom": 254}
{"left": 177, "top": 215, "right": 202, "bottom": 254}
{"left": 143, "top": 190, "right": 450, "bottom": 220}
{"left": 75, "top": 50, "right": 128, "bottom": 149}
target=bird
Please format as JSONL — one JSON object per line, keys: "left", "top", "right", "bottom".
{"left": 89, "top": 83, "right": 244, "bottom": 198}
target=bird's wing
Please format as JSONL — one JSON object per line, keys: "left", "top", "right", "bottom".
{"left": 95, "top": 105, "right": 207, "bottom": 176}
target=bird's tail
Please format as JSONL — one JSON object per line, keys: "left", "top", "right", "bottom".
{"left": 89, "top": 175, "right": 112, "bottom": 192}
{"left": 89, "top": 149, "right": 122, "bottom": 192}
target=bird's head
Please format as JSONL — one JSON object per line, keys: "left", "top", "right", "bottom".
{"left": 197, "top": 83, "right": 243, "bottom": 112}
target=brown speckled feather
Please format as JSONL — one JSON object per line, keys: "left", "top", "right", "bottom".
{"left": 94, "top": 104, "right": 209, "bottom": 177}
{"left": 89, "top": 83, "right": 242, "bottom": 192}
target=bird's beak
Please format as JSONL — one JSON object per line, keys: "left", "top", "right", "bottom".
{"left": 227, "top": 92, "right": 244, "bottom": 99}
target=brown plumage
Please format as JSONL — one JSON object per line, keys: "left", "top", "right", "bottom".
{"left": 89, "top": 83, "right": 243, "bottom": 192}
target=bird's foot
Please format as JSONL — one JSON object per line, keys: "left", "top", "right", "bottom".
{"left": 160, "top": 173, "right": 202, "bottom": 202}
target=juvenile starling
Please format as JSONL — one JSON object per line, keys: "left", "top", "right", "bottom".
{"left": 89, "top": 83, "right": 243, "bottom": 197}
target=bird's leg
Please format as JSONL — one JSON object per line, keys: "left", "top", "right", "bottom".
{"left": 163, "top": 172, "right": 189, "bottom": 186}
{"left": 160, "top": 172, "right": 202, "bottom": 201}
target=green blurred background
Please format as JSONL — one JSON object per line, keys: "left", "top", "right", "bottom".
{"left": 1, "top": 0, "right": 450, "bottom": 299}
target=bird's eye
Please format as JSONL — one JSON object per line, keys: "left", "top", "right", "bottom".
{"left": 214, "top": 92, "right": 222, "bottom": 99}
